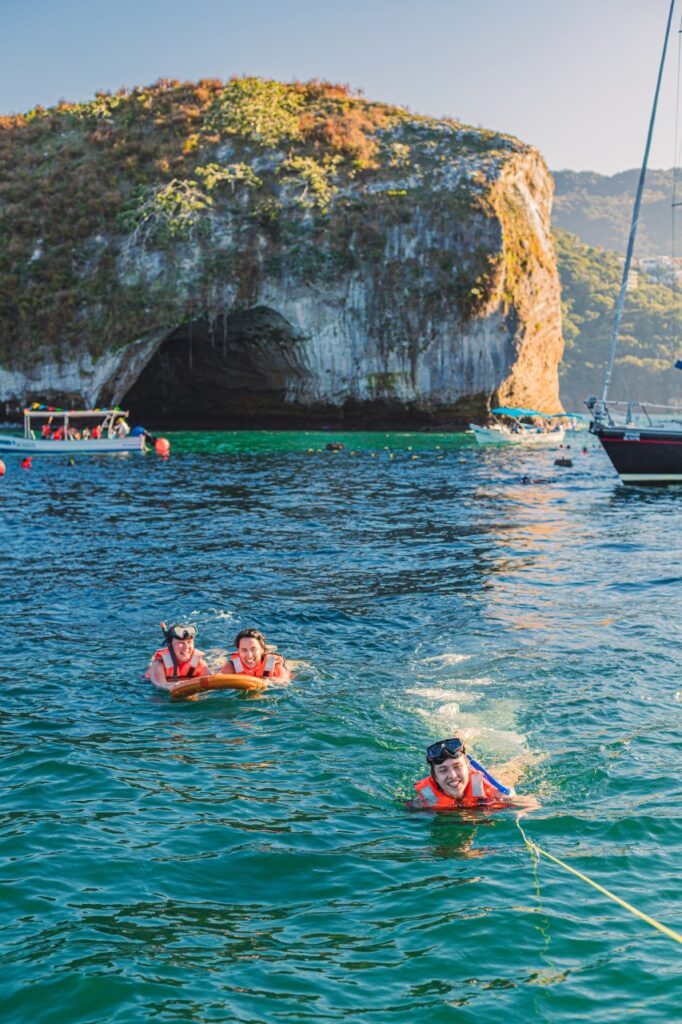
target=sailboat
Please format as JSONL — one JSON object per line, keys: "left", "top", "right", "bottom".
{"left": 588, "top": 0, "right": 682, "bottom": 485}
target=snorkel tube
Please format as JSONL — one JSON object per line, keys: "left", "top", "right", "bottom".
{"left": 467, "top": 755, "right": 515, "bottom": 796}
{"left": 160, "top": 620, "right": 180, "bottom": 678}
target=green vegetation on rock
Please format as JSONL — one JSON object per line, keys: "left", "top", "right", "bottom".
{"left": 0, "top": 75, "right": 536, "bottom": 378}
{"left": 203, "top": 78, "right": 306, "bottom": 146}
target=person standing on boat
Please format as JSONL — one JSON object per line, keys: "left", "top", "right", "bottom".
{"left": 412, "top": 737, "right": 537, "bottom": 811}
{"left": 148, "top": 623, "right": 209, "bottom": 690}
{"left": 220, "top": 628, "right": 290, "bottom": 683}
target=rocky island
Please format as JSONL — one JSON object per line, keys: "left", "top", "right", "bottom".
{"left": 0, "top": 78, "right": 563, "bottom": 427}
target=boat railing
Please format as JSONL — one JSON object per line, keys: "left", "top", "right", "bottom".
{"left": 587, "top": 396, "right": 682, "bottom": 428}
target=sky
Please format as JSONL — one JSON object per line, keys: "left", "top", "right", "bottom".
{"left": 1, "top": 0, "right": 680, "bottom": 174}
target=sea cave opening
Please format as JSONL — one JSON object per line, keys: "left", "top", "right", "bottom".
{"left": 122, "top": 306, "right": 313, "bottom": 429}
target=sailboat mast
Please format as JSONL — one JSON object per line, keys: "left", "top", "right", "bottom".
{"left": 597, "top": 0, "right": 677, "bottom": 418}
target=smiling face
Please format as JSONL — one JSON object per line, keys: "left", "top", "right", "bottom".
{"left": 171, "top": 637, "right": 195, "bottom": 664}
{"left": 432, "top": 753, "right": 470, "bottom": 799}
{"left": 238, "top": 635, "right": 265, "bottom": 669}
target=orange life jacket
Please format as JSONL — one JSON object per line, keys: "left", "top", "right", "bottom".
{"left": 414, "top": 771, "right": 508, "bottom": 809}
{"left": 225, "top": 651, "right": 280, "bottom": 678}
{"left": 152, "top": 646, "right": 208, "bottom": 681}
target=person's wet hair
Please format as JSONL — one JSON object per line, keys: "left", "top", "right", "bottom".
{"left": 235, "top": 627, "right": 268, "bottom": 652}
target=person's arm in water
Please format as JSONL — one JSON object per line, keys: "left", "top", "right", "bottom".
{"left": 488, "top": 755, "right": 541, "bottom": 811}
{"left": 510, "top": 793, "right": 540, "bottom": 811}
{"left": 269, "top": 653, "right": 291, "bottom": 683}
{"left": 149, "top": 657, "right": 173, "bottom": 690}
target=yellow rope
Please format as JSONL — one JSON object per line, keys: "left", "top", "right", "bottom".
{"left": 516, "top": 816, "right": 682, "bottom": 947}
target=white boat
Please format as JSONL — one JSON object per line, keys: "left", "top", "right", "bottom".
{"left": 0, "top": 406, "right": 146, "bottom": 454}
{"left": 469, "top": 407, "right": 566, "bottom": 446}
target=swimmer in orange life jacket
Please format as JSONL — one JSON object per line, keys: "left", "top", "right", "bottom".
{"left": 220, "top": 628, "right": 290, "bottom": 683}
{"left": 148, "top": 622, "right": 209, "bottom": 690}
{"left": 413, "top": 737, "right": 538, "bottom": 811}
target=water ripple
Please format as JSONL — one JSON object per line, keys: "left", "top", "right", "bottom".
{"left": 1, "top": 433, "right": 680, "bottom": 1022}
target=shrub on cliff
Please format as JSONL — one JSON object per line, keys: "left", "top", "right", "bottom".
{"left": 203, "top": 78, "right": 305, "bottom": 146}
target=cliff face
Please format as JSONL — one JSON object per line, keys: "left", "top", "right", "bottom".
{"left": 0, "top": 79, "right": 563, "bottom": 426}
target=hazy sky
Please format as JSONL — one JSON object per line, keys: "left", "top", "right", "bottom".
{"left": 1, "top": 0, "right": 679, "bottom": 174}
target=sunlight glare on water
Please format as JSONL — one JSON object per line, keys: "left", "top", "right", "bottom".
{"left": 1, "top": 431, "right": 680, "bottom": 1023}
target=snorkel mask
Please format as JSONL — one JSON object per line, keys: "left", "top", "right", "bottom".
{"left": 425, "top": 737, "right": 466, "bottom": 765}
{"left": 160, "top": 621, "right": 197, "bottom": 644}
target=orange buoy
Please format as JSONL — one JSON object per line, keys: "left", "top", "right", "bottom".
{"left": 0, "top": 459, "right": 5, "bottom": 476}
{"left": 155, "top": 437, "right": 170, "bottom": 456}
{"left": 20, "top": 456, "right": 32, "bottom": 469}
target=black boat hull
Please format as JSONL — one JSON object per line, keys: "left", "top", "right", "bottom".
{"left": 593, "top": 425, "right": 682, "bottom": 484}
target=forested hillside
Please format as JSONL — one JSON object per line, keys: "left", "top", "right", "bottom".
{"left": 556, "top": 228, "right": 682, "bottom": 409}
{"left": 552, "top": 169, "right": 677, "bottom": 256}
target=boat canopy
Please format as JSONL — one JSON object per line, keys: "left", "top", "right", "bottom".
{"left": 24, "top": 406, "right": 128, "bottom": 418}
{"left": 21, "top": 405, "right": 131, "bottom": 442}
{"left": 491, "top": 407, "right": 559, "bottom": 418}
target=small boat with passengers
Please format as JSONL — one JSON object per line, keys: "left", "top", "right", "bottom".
{"left": 0, "top": 404, "right": 147, "bottom": 454}
{"left": 469, "top": 407, "right": 566, "bottom": 446}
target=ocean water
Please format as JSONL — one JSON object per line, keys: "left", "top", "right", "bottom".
{"left": 1, "top": 430, "right": 680, "bottom": 1023}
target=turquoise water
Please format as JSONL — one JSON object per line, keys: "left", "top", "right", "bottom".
{"left": 1, "top": 431, "right": 680, "bottom": 1022}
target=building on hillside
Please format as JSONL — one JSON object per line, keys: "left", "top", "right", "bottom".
{"left": 635, "top": 256, "right": 682, "bottom": 286}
